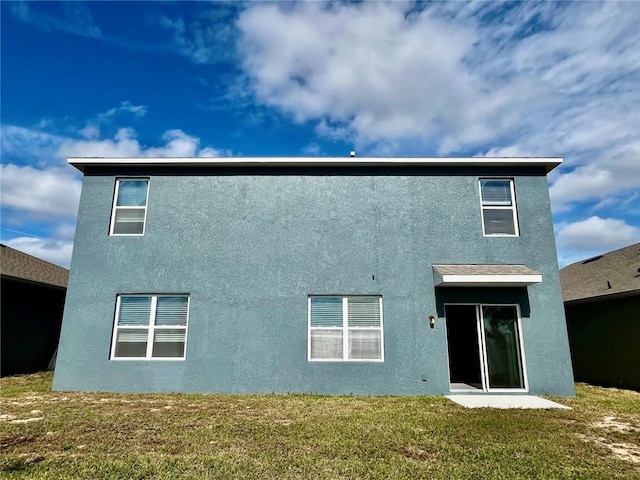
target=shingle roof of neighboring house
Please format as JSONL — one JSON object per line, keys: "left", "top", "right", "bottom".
{"left": 560, "top": 243, "right": 640, "bottom": 304}
{"left": 0, "top": 244, "right": 69, "bottom": 289}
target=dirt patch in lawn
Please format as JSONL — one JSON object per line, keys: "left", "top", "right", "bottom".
{"left": 577, "top": 415, "right": 640, "bottom": 466}
{"left": 594, "top": 416, "right": 640, "bottom": 433}
{"left": 577, "top": 433, "right": 640, "bottom": 465}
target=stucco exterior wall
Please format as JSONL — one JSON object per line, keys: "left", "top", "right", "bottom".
{"left": 53, "top": 166, "right": 575, "bottom": 395}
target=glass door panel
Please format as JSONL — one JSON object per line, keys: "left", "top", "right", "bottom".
{"left": 481, "top": 306, "right": 525, "bottom": 389}
{"left": 445, "top": 305, "right": 483, "bottom": 390}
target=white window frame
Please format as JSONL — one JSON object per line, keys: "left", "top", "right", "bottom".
{"left": 109, "top": 178, "right": 150, "bottom": 236}
{"left": 479, "top": 178, "right": 519, "bottom": 237}
{"left": 308, "top": 295, "right": 384, "bottom": 362}
{"left": 110, "top": 294, "right": 189, "bottom": 361}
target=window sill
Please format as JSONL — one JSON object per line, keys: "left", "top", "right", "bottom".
{"left": 110, "top": 357, "right": 186, "bottom": 361}
{"left": 308, "top": 359, "right": 385, "bottom": 363}
{"left": 482, "top": 234, "right": 519, "bottom": 238}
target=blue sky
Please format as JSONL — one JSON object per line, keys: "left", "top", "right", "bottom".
{"left": 1, "top": 1, "right": 639, "bottom": 268}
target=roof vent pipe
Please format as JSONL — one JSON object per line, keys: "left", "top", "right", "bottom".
{"left": 350, "top": 151, "right": 356, "bottom": 157}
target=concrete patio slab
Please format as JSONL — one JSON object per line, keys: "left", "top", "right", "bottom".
{"left": 446, "top": 395, "right": 571, "bottom": 409}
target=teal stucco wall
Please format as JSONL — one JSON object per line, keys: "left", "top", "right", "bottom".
{"left": 53, "top": 166, "right": 575, "bottom": 395}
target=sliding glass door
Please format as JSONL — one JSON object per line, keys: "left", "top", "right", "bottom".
{"left": 446, "top": 304, "right": 527, "bottom": 392}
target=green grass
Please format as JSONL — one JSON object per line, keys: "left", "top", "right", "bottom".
{"left": 1, "top": 373, "right": 639, "bottom": 479}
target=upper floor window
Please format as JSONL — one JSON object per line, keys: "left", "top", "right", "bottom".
{"left": 308, "top": 296, "right": 384, "bottom": 362}
{"left": 110, "top": 179, "right": 149, "bottom": 235}
{"left": 111, "top": 294, "right": 189, "bottom": 360}
{"left": 479, "top": 179, "right": 519, "bottom": 236}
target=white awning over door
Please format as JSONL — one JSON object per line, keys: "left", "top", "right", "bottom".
{"left": 433, "top": 264, "right": 542, "bottom": 287}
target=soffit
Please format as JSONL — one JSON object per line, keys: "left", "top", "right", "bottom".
{"left": 68, "top": 156, "right": 563, "bottom": 173}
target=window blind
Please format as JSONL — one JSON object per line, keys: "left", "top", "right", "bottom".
{"left": 481, "top": 180, "right": 512, "bottom": 205}
{"left": 347, "top": 297, "right": 381, "bottom": 327}
{"left": 310, "top": 297, "right": 343, "bottom": 327}
{"left": 116, "top": 330, "right": 148, "bottom": 342}
{"left": 155, "top": 297, "right": 189, "bottom": 326}
{"left": 118, "top": 297, "right": 151, "bottom": 325}
{"left": 349, "top": 330, "right": 382, "bottom": 359}
{"left": 310, "top": 330, "right": 343, "bottom": 359}
{"left": 117, "top": 180, "right": 148, "bottom": 206}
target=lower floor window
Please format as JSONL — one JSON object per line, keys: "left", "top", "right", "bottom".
{"left": 111, "top": 294, "right": 189, "bottom": 360}
{"left": 308, "top": 295, "right": 384, "bottom": 361}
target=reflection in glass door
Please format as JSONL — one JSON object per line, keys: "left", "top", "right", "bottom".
{"left": 446, "top": 304, "right": 527, "bottom": 392}
{"left": 481, "top": 306, "right": 525, "bottom": 390}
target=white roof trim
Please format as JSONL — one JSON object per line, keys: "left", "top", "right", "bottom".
{"left": 434, "top": 274, "right": 543, "bottom": 287}
{"left": 68, "top": 157, "right": 562, "bottom": 173}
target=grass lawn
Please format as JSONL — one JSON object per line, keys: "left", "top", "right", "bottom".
{"left": 1, "top": 373, "right": 639, "bottom": 479}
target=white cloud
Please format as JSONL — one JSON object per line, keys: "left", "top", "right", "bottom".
{"left": 0, "top": 164, "right": 82, "bottom": 219}
{"left": 161, "top": 15, "right": 209, "bottom": 64}
{"left": 1, "top": 100, "right": 148, "bottom": 163}
{"left": 4, "top": 236, "right": 73, "bottom": 268}
{"left": 479, "top": 145, "right": 538, "bottom": 158}
{"left": 75, "top": 101, "right": 147, "bottom": 140}
{"left": 556, "top": 216, "right": 640, "bottom": 266}
{"left": 198, "top": 146, "right": 228, "bottom": 157}
{"left": 160, "top": 12, "right": 235, "bottom": 64}
{"left": 235, "top": 3, "right": 577, "bottom": 153}
{"left": 549, "top": 147, "right": 640, "bottom": 209}
{"left": 57, "top": 128, "right": 228, "bottom": 158}
{"left": 53, "top": 223, "right": 77, "bottom": 241}
{"left": 79, "top": 124, "right": 100, "bottom": 140}
{"left": 236, "top": 1, "right": 639, "bottom": 213}
{"left": 302, "top": 143, "right": 322, "bottom": 156}
{"left": 100, "top": 101, "right": 148, "bottom": 120}
{"left": 0, "top": 125, "right": 65, "bottom": 164}
{"left": 590, "top": 197, "right": 618, "bottom": 213}
{"left": 9, "top": 1, "right": 101, "bottom": 38}
{"left": 145, "top": 130, "right": 218, "bottom": 157}
{"left": 57, "top": 128, "right": 141, "bottom": 158}
{"left": 238, "top": 2, "right": 516, "bottom": 151}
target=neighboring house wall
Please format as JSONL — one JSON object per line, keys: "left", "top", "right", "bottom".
{"left": 1, "top": 278, "right": 66, "bottom": 376}
{"left": 53, "top": 163, "right": 574, "bottom": 395}
{"left": 565, "top": 296, "right": 640, "bottom": 391}
{"left": 0, "top": 244, "right": 69, "bottom": 376}
{"left": 560, "top": 243, "right": 640, "bottom": 392}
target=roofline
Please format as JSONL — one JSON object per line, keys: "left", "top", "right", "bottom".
{"left": 564, "top": 288, "right": 640, "bottom": 305}
{"left": 560, "top": 241, "right": 640, "bottom": 270}
{"left": 68, "top": 157, "right": 563, "bottom": 173}
{"left": 1, "top": 273, "right": 67, "bottom": 290}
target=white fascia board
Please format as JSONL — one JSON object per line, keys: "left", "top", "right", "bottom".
{"left": 434, "top": 274, "right": 543, "bottom": 287}
{"left": 67, "top": 157, "right": 563, "bottom": 173}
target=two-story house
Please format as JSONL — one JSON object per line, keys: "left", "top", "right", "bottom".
{"left": 53, "top": 157, "right": 575, "bottom": 396}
